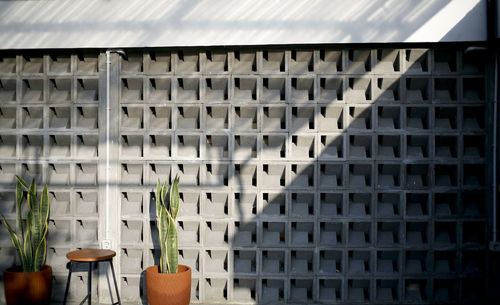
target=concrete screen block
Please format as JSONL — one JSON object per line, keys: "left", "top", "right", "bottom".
{"left": 21, "top": 55, "right": 43, "bottom": 74}
{"left": 405, "top": 222, "right": 429, "bottom": 247}
{"left": 233, "top": 222, "right": 256, "bottom": 246}
{"left": 149, "top": 106, "right": 171, "bottom": 130}
{"left": 120, "top": 277, "right": 142, "bottom": 301}
{"left": 290, "top": 135, "right": 314, "bottom": 160}
{"left": 261, "top": 279, "right": 284, "bottom": 303}
{"left": 48, "top": 163, "right": 70, "bottom": 186}
{"left": 205, "top": 135, "right": 228, "bottom": 160}
{"left": 319, "top": 163, "right": 343, "bottom": 187}
{"left": 348, "top": 222, "right": 371, "bottom": 246}
{"left": 74, "top": 163, "right": 98, "bottom": 185}
{"left": 318, "top": 49, "right": 342, "bottom": 73}
{"left": 434, "top": 192, "right": 457, "bottom": 218}
{"left": 145, "top": 51, "right": 171, "bottom": 74}
{"left": 203, "top": 192, "right": 228, "bottom": 217}
{"left": 48, "top": 135, "right": 71, "bottom": 157}
{"left": 261, "top": 50, "right": 286, "bottom": 73}
{"left": 121, "top": 78, "right": 143, "bottom": 102}
{"left": 345, "top": 78, "right": 371, "bottom": 102}
{"left": 233, "top": 278, "right": 256, "bottom": 303}
{"left": 204, "top": 250, "right": 228, "bottom": 273}
{"left": 406, "top": 192, "right": 430, "bottom": 217}
{"left": 349, "top": 163, "right": 372, "bottom": 187}
{"left": 121, "top": 135, "right": 143, "bottom": 158}
{"left": 348, "top": 250, "right": 371, "bottom": 274}
{"left": 21, "top": 134, "right": 43, "bottom": 158}
{"left": 262, "top": 78, "right": 285, "bottom": 102}
{"left": 177, "top": 221, "right": 200, "bottom": 246}
{"left": 176, "top": 106, "right": 200, "bottom": 130}
{"left": 21, "top": 106, "right": 43, "bottom": 128}
{"left": 120, "top": 248, "right": 143, "bottom": 273}
{"left": 346, "top": 49, "right": 371, "bottom": 74}
{"left": 406, "top": 106, "right": 429, "bottom": 130}
{"left": 76, "top": 106, "right": 98, "bottom": 129}
{"left": 205, "top": 50, "right": 228, "bottom": 73}
{"left": 320, "top": 222, "right": 344, "bottom": 245}
{"left": 0, "top": 192, "right": 16, "bottom": 215}
{"left": 290, "top": 250, "right": 314, "bottom": 273}
{"left": 262, "top": 106, "right": 286, "bottom": 131}
{"left": 179, "top": 249, "right": 199, "bottom": 274}
{"left": 178, "top": 191, "right": 200, "bottom": 217}
{"left": 434, "top": 49, "right": 457, "bottom": 73}
{"left": 20, "top": 163, "right": 42, "bottom": 183}
{"left": 176, "top": 78, "right": 199, "bottom": 101}
{"left": 48, "top": 78, "right": 71, "bottom": 103}
{"left": 406, "top": 78, "right": 430, "bottom": 102}
{"left": 406, "top": 135, "right": 429, "bottom": 159}
{"left": 291, "top": 222, "right": 314, "bottom": 246}
{"left": 233, "top": 50, "right": 257, "bottom": 74}
{"left": 374, "top": 78, "right": 400, "bottom": 102}
{"left": 262, "top": 222, "right": 286, "bottom": 246}
{"left": 205, "top": 78, "right": 228, "bottom": 100}
{"left": 175, "top": 50, "right": 199, "bottom": 74}
{"left": 121, "top": 52, "right": 143, "bottom": 74}
{"left": 176, "top": 163, "right": 200, "bottom": 186}
{"left": 404, "top": 49, "right": 429, "bottom": 73}
{"left": 462, "top": 190, "right": 485, "bottom": 218}
{"left": 463, "top": 77, "right": 485, "bottom": 103}
{"left": 148, "top": 163, "right": 170, "bottom": 185}
{"left": 233, "top": 250, "right": 256, "bottom": 274}
{"left": 291, "top": 77, "right": 314, "bottom": 102}
{"left": 0, "top": 135, "right": 16, "bottom": 157}
{"left": 319, "top": 77, "right": 343, "bottom": 103}
{"left": 233, "top": 135, "right": 257, "bottom": 160}
{"left": 463, "top": 106, "right": 485, "bottom": 131}
{"left": 204, "top": 278, "right": 227, "bottom": 302}
{"left": 377, "top": 106, "right": 400, "bottom": 130}
{"left": 463, "top": 135, "right": 485, "bottom": 159}
{"left": 204, "top": 106, "right": 229, "bottom": 130}
{"left": 262, "top": 134, "right": 286, "bottom": 160}
{"left": 233, "top": 193, "right": 257, "bottom": 219}
{"left": 290, "top": 279, "right": 313, "bottom": 302}
{"left": 0, "top": 106, "right": 16, "bottom": 129}
{"left": 377, "top": 163, "right": 401, "bottom": 188}
{"left": 76, "top": 78, "right": 98, "bottom": 102}
{"left": 147, "top": 78, "right": 171, "bottom": 102}
{"left": 76, "top": 191, "right": 97, "bottom": 215}
{"left": 290, "top": 50, "right": 313, "bottom": 74}
{"left": 0, "top": 55, "right": 16, "bottom": 74}
{"left": 348, "top": 106, "right": 372, "bottom": 129}
{"left": 348, "top": 279, "right": 370, "bottom": 302}
{"left": 434, "top": 106, "right": 457, "bottom": 130}
{"left": 121, "top": 163, "right": 143, "bottom": 186}
{"left": 291, "top": 193, "right": 314, "bottom": 217}
{"left": 377, "top": 222, "right": 401, "bottom": 246}
{"left": 233, "top": 77, "right": 257, "bottom": 100}
{"left": 121, "top": 192, "right": 142, "bottom": 216}
{"left": 147, "top": 134, "right": 171, "bottom": 158}
{"left": 120, "top": 106, "right": 143, "bottom": 130}
{"left": 76, "top": 53, "right": 98, "bottom": 74}
{"left": 75, "top": 135, "right": 98, "bottom": 158}
{"left": 233, "top": 106, "right": 257, "bottom": 131}
{"left": 0, "top": 79, "right": 16, "bottom": 102}
{"left": 291, "top": 106, "right": 315, "bottom": 131}
{"left": 233, "top": 163, "right": 257, "bottom": 188}
{"left": 376, "top": 279, "right": 399, "bottom": 303}
{"left": 377, "top": 250, "right": 400, "bottom": 273}
{"left": 261, "top": 192, "right": 285, "bottom": 217}
{"left": 374, "top": 49, "right": 400, "bottom": 73}
{"left": 349, "top": 135, "right": 372, "bottom": 159}
{"left": 377, "top": 192, "right": 400, "bottom": 217}
{"left": 262, "top": 164, "right": 286, "bottom": 188}
{"left": 349, "top": 193, "right": 371, "bottom": 217}
{"left": 404, "top": 279, "right": 428, "bottom": 303}
{"left": 204, "top": 221, "right": 228, "bottom": 246}
{"left": 76, "top": 219, "right": 97, "bottom": 245}
{"left": 377, "top": 135, "right": 401, "bottom": 159}
{"left": 319, "top": 134, "right": 344, "bottom": 159}
{"left": 47, "top": 219, "right": 71, "bottom": 245}
{"left": 434, "top": 78, "right": 457, "bottom": 102}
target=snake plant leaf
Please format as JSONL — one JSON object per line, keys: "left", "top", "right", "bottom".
{"left": 24, "top": 212, "right": 34, "bottom": 271}
{"left": 1, "top": 213, "right": 26, "bottom": 271}
{"left": 161, "top": 181, "right": 168, "bottom": 207}
{"left": 166, "top": 213, "right": 178, "bottom": 273}
{"left": 169, "top": 176, "right": 180, "bottom": 220}
{"left": 156, "top": 180, "right": 162, "bottom": 219}
{"left": 158, "top": 206, "right": 169, "bottom": 273}
{"left": 33, "top": 227, "right": 47, "bottom": 272}
{"left": 15, "top": 179, "right": 25, "bottom": 249}
{"left": 15, "top": 175, "right": 29, "bottom": 190}
{"left": 40, "top": 185, "right": 50, "bottom": 237}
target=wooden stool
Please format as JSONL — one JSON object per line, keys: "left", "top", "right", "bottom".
{"left": 63, "top": 249, "right": 121, "bottom": 305}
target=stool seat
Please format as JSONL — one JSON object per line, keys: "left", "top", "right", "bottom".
{"left": 66, "top": 249, "right": 116, "bottom": 262}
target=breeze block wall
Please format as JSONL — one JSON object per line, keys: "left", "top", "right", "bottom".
{"left": 0, "top": 46, "right": 493, "bottom": 304}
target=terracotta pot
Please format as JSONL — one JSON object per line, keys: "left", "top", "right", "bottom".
{"left": 3, "top": 265, "right": 52, "bottom": 305}
{"left": 146, "top": 265, "right": 191, "bottom": 305}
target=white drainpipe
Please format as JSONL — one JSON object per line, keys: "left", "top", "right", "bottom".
{"left": 104, "top": 50, "right": 125, "bottom": 248}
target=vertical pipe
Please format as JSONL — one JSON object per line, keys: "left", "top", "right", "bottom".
{"left": 105, "top": 51, "right": 111, "bottom": 242}
{"left": 493, "top": 53, "right": 498, "bottom": 241}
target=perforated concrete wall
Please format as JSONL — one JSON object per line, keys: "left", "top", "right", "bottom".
{"left": 0, "top": 47, "right": 493, "bottom": 304}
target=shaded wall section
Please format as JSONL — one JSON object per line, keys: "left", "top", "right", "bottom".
{"left": 0, "top": 46, "right": 496, "bottom": 304}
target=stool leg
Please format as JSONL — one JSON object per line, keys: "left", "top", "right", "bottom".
{"left": 63, "top": 261, "right": 73, "bottom": 305}
{"left": 88, "top": 262, "right": 92, "bottom": 305}
{"left": 109, "top": 259, "right": 121, "bottom": 305}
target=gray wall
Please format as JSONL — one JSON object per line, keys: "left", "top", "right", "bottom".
{"left": 0, "top": 46, "right": 492, "bottom": 304}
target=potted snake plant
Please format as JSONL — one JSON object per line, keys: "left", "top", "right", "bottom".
{"left": 146, "top": 176, "right": 191, "bottom": 305}
{"left": 0, "top": 176, "right": 51, "bottom": 305}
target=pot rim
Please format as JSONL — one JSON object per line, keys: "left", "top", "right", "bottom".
{"left": 146, "top": 264, "right": 191, "bottom": 274}
{"left": 4, "top": 265, "right": 52, "bottom": 274}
